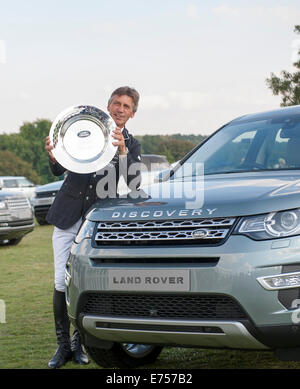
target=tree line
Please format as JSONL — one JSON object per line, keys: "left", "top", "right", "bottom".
{"left": 266, "top": 25, "right": 300, "bottom": 106}
{"left": 0, "top": 120, "right": 206, "bottom": 185}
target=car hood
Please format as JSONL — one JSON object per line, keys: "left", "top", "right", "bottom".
{"left": 35, "top": 180, "right": 63, "bottom": 192}
{"left": 0, "top": 190, "right": 27, "bottom": 199}
{"left": 87, "top": 171, "right": 300, "bottom": 221}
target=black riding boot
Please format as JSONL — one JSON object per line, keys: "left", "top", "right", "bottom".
{"left": 71, "top": 328, "right": 89, "bottom": 365}
{"left": 48, "top": 289, "right": 72, "bottom": 369}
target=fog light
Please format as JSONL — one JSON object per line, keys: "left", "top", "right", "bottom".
{"left": 257, "top": 272, "right": 300, "bottom": 290}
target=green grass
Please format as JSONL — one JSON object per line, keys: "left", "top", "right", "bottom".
{"left": 1, "top": 224, "right": 300, "bottom": 369}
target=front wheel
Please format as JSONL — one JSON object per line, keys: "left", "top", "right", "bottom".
{"left": 86, "top": 343, "right": 163, "bottom": 368}
{"left": 0, "top": 237, "right": 23, "bottom": 246}
{"left": 35, "top": 216, "right": 49, "bottom": 225}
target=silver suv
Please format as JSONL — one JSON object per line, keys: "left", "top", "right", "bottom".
{"left": 0, "top": 186, "right": 34, "bottom": 246}
{"left": 66, "top": 105, "right": 300, "bottom": 368}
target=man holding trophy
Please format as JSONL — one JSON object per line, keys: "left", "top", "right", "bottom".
{"left": 45, "top": 86, "right": 141, "bottom": 369}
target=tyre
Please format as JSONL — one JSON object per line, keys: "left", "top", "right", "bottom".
{"left": 0, "top": 237, "right": 23, "bottom": 246}
{"left": 86, "top": 343, "right": 163, "bottom": 368}
{"left": 35, "top": 216, "right": 49, "bottom": 225}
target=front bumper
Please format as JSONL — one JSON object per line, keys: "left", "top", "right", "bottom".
{"left": 32, "top": 197, "right": 54, "bottom": 218}
{"left": 81, "top": 315, "right": 267, "bottom": 349}
{"left": 67, "top": 233, "right": 300, "bottom": 350}
{"left": 0, "top": 219, "right": 35, "bottom": 240}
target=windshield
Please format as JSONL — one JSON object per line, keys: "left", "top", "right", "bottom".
{"left": 3, "top": 178, "right": 35, "bottom": 188}
{"left": 174, "top": 114, "right": 300, "bottom": 178}
{"left": 3, "top": 179, "right": 18, "bottom": 188}
{"left": 17, "top": 178, "right": 34, "bottom": 187}
{"left": 3, "top": 178, "right": 34, "bottom": 188}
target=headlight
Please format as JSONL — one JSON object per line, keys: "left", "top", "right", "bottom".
{"left": 235, "top": 208, "right": 300, "bottom": 240}
{"left": 74, "top": 220, "right": 95, "bottom": 244}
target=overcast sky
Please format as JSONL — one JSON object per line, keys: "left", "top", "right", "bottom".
{"left": 0, "top": 0, "right": 300, "bottom": 137}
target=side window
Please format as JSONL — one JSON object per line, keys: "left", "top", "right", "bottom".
{"left": 18, "top": 178, "right": 34, "bottom": 187}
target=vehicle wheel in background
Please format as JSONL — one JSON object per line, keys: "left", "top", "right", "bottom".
{"left": 0, "top": 237, "right": 23, "bottom": 246}
{"left": 35, "top": 217, "right": 49, "bottom": 226}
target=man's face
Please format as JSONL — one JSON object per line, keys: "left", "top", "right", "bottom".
{"left": 107, "top": 94, "right": 135, "bottom": 129}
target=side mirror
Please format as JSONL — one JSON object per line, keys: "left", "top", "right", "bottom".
{"left": 154, "top": 169, "right": 171, "bottom": 183}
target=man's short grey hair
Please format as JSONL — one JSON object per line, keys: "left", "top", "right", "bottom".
{"left": 108, "top": 86, "right": 140, "bottom": 113}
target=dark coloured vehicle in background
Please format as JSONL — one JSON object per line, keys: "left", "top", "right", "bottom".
{"left": 31, "top": 180, "right": 63, "bottom": 225}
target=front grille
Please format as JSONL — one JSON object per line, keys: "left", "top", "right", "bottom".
{"left": 7, "top": 197, "right": 29, "bottom": 210}
{"left": 94, "top": 217, "right": 236, "bottom": 246}
{"left": 34, "top": 205, "right": 51, "bottom": 215}
{"left": 90, "top": 256, "right": 219, "bottom": 265}
{"left": 79, "top": 293, "right": 247, "bottom": 320}
{"left": 35, "top": 191, "right": 58, "bottom": 199}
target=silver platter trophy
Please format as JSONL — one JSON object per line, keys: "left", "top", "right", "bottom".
{"left": 49, "top": 105, "right": 117, "bottom": 174}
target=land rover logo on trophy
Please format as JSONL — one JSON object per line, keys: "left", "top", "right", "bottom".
{"left": 48, "top": 105, "right": 117, "bottom": 174}
{"left": 192, "top": 229, "right": 209, "bottom": 239}
{"left": 77, "top": 130, "right": 91, "bottom": 138}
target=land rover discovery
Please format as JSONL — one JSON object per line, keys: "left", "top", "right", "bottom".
{"left": 66, "top": 105, "right": 300, "bottom": 367}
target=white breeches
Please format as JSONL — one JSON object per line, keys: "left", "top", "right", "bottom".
{"left": 52, "top": 219, "right": 82, "bottom": 292}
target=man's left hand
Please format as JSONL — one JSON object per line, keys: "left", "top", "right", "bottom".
{"left": 112, "top": 127, "right": 127, "bottom": 154}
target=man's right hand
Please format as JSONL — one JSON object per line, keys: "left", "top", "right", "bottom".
{"left": 45, "top": 136, "right": 56, "bottom": 163}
